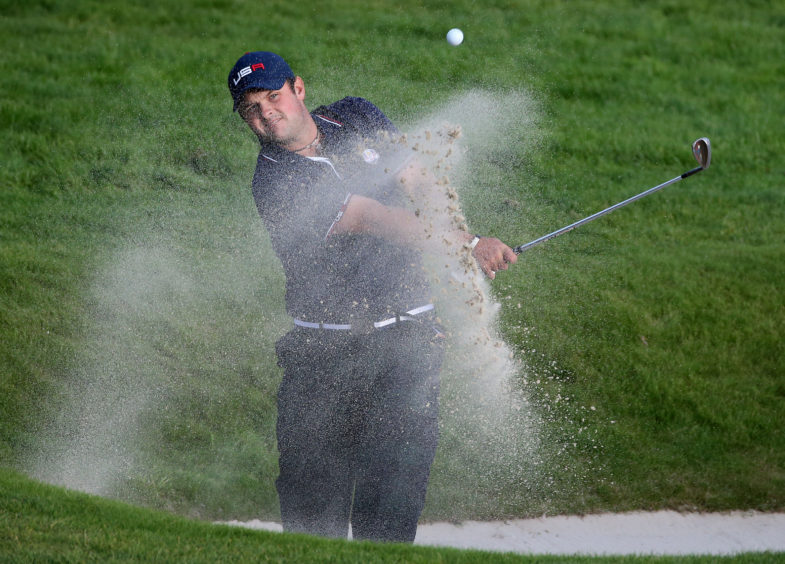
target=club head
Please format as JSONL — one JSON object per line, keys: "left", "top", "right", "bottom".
{"left": 692, "top": 137, "right": 711, "bottom": 169}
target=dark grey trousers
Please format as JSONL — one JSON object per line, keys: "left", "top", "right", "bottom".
{"left": 274, "top": 321, "right": 443, "bottom": 542}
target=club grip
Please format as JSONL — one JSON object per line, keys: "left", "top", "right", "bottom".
{"left": 681, "top": 166, "right": 704, "bottom": 179}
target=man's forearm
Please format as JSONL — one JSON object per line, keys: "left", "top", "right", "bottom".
{"left": 334, "top": 194, "right": 472, "bottom": 253}
{"left": 332, "top": 194, "right": 516, "bottom": 278}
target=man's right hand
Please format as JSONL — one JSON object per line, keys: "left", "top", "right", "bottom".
{"left": 472, "top": 237, "right": 518, "bottom": 279}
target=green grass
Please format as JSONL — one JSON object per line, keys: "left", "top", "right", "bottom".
{"left": 2, "top": 468, "right": 781, "bottom": 563}
{"left": 1, "top": 0, "right": 784, "bottom": 559}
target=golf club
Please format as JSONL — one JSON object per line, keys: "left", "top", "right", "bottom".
{"left": 513, "top": 137, "right": 712, "bottom": 254}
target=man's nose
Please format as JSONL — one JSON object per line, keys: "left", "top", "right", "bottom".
{"left": 260, "top": 101, "right": 276, "bottom": 117}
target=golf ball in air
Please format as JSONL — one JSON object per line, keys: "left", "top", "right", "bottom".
{"left": 446, "top": 28, "right": 464, "bottom": 46}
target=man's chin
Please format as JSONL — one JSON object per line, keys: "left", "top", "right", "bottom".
{"left": 258, "top": 125, "right": 295, "bottom": 144}
{"left": 255, "top": 131, "right": 286, "bottom": 146}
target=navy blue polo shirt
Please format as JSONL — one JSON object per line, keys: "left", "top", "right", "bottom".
{"left": 251, "top": 97, "right": 432, "bottom": 323}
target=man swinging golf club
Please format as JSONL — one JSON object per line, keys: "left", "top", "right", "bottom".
{"left": 227, "top": 51, "right": 516, "bottom": 543}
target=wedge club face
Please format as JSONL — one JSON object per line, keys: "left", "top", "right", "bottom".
{"left": 692, "top": 137, "right": 711, "bottom": 169}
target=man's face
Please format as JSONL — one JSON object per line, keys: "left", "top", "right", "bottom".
{"left": 238, "top": 76, "right": 311, "bottom": 147}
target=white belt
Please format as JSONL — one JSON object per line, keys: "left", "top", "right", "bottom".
{"left": 293, "top": 304, "right": 435, "bottom": 332}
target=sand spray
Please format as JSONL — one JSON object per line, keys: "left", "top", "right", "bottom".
{"left": 26, "top": 89, "right": 586, "bottom": 520}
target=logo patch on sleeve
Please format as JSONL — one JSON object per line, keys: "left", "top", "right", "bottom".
{"left": 361, "top": 148, "right": 380, "bottom": 164}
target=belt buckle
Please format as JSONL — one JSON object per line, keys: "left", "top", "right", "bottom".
{"left": 350, "top": 316, "right": 375, "bottom": 335}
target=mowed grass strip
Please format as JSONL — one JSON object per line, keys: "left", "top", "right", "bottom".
{"left": 2, "top": 468, "right": 782, "bottom": 563}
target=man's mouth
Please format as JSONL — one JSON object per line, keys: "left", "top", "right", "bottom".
{"left": 264, "top": 116, "right": 283, "bottom": 129}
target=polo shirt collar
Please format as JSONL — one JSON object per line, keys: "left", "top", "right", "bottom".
{"left": 258, "top": 111, "right": 342, "bottom": 162}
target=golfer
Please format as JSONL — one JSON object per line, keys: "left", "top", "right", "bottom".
{"left": 227, "top": 51, "right": 516, "bottom": 542}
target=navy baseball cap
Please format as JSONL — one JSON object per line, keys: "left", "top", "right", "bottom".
{"left": 228, "top": 51, "right": 294, "bottom": 111}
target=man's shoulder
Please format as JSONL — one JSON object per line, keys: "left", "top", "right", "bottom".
{"left": 314, "top": 96, "right": 381, "bottom": 116}
{"left": 254, "top": 145, "right": 295, "bottom": 171}
{"left": 251, "top": 145, "right": 304, "bottom": 191}
{"left": 313, "top": 97, "right": 397, "bottom": 135}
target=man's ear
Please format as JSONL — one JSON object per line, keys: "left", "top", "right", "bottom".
{"left": 294, "top": 76, "right": 306, "bottom": 101}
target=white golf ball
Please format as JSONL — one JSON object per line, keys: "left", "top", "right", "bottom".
{"left": 446, "top": 28, "right": 464, "bottom": 46}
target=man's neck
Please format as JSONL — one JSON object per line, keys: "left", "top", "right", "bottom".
{"left": 285, "top": 119, "right": 320, "bottom": 156}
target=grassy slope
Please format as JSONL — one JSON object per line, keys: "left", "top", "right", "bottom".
{"left": 0, "top": 0, "right": 783, "bottom": 535}
{"left": 1, "top": 468, "right": 780, "bottom": 563}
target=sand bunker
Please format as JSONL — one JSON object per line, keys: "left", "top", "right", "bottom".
{"left": 223, "top": 511, "right": 785, "bottom": 556}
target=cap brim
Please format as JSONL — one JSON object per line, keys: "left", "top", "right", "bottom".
{"left": 232, "top": 76, "right": 289, "bottom": 111}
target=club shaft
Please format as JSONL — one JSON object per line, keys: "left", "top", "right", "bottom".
{"left": 513, "top": 166, "right": 703, "bottom": 254}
